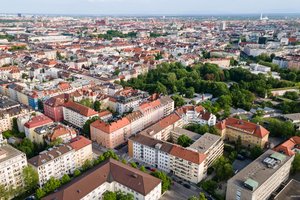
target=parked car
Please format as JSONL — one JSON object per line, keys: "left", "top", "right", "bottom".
{"left": 145, "top": 166, "right": 151, "bottom": 170}
{"left": 150, "top": 168, "right": 156, "bottom": 172}
{"left": 183, "top": 183, "right": 191, "bottom": 189}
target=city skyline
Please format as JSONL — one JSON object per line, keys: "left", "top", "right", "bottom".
{"left": 2, "top": 0, "right": 300, "bottom": 15}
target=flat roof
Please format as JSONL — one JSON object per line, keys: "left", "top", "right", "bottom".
{"left": 189, "top": 133, "right": 222, "bottom": 153}
{"left": 0, "top": 145, "right": 25, "bottom": 163}
{"left": 274, "top": 179, "right": 300, "bottom": 200}
{"left": 171, "top": 127, "right": 201, "bottom": 141}
{"left": 228, "top": 149, "right": 292, "bottom": 193}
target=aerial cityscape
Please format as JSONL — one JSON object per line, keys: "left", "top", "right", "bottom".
{"left": 0, "top": 1, "right": 300, "bottom": 200}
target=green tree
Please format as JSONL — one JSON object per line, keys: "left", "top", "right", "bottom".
{"left": 0, "top": 184, "right": 10, "bottom": 200}
{"left": 103, "top": 150, "right": 119, "bottom": 160}
{"left": 94, "top": 100, "right": 101, "bottom": 112}
{"left": 130, "top": 162, "right": 138, "bottom": 168}
{"left": 22, "top": 166, "right": 38, "bottom": 191}
{"left": 155, "top": 82, "right": 168, "bottom": 95}
{"left": 82, "top": 159, "right": 93, "bottom": 171}
{"left": 150, "top": 171, "right": 171, "bottom": 193}
{"left": 171, "top": 94, "right": 185, "bottom": 107}
{"left": 292, "top": 153, "right": 300, "bottom": 173}
{"left": 35, "top": 188, "right": 46, "bottom": 199}
{"left": 121, "top": 159, "right": 127, "bottom": 164}
{"left": 103, "top": 191, "right": 117, "bottom": 200}
{"left": 73, "top": 169, "right": 81, "bottom": 177}
{"left": 17, "top": 138, "right": 35, "bottom": 158}
{"left": 61, "top": 174, "right": 71, "bottom": 185}
{"left": 140, "top": 166, "right": 146, "bottom": 172}
{"left": 82, "top": 116, "right": 99, "bottom": 138}
{"left": 283, "top": 91, "right": 299, "bottom": 100}
{"left": 43, "top": 177, "right": 61, "bottom": 193}
{"left": 213, "top": 156, "right": 234, "bottom": 181}
{"left": 250, "top": 146, "right": 263, "bottom": 159}
{"left": 177, "top": 134, "right": 193, "bottom": 147}
{"left": 201, "top": 180, "right": 217, "bottom": 194}
{"left": 185, "top": 87, "right": 195, "bottom": 98}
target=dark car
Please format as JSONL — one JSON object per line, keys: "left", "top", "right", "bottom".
{"left": 145, "top": 166, "right": 151, "bottom": 170}
{"left": 183, "top": 184, "right": 191, "bottom": 189}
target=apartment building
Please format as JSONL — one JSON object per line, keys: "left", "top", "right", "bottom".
{"left": 63, "top": 101, "right": 98, "bottom": 128}
{"left": 90, "top": 96, "right": 174, "bottom": 148}
{"left": 216, "top": 117, "right": 270, "bottom": 148}
{"left": 189, "top": 133, "right": 224, "bottom": 170}
{"left": 43, "top": 94, "right": 67, "bottom": 122}
{"left": 24, "top": 115, "right": 54, "bottom": 142}
{"left": 226, "top": 150, "right": 293, "bottom": 200}
{"left": 176, "top": 105, "right": 217, "bottom": 126}
{"left": 140, "top": 113, "right": 184, "bottom": 141}
{"left": 0, "top": 145, "right": 27, "bottom": 191}
{"left": 33, "top": 123, "right": 77, "bottom": 144}
{"left": 69, "top": 136, "right": 93, "bottom": 169}
{"left": 28, "top": 136, "right": 93, "bottom": 186}
{"left": 42, "top": 159, "right": 162, "bottom": 200}
{"left": 129, "top": 133, "right": 222, "bottom": 184}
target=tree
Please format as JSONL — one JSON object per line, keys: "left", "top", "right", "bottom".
{"left": 103, "top": 150, "right": 119, "bottom": 160}
{"left": 177, "top": 134, "right": 193, "bottom": 147}
{"left": 94, "top": 100, "right": 101, "bottom": 112}
{"left": 73, "top": 169, "right": 81, "bottom": 177}
{"left": 140, "top": 166, "right": 146, "bottom": 172}
{"left": 17, "top": 138, "right": 35, "bottom": 158}
{"left": 185, "top": 87, "right": 195, "bottom": 98}
{"left": 201, "top": 180, "right": 217, "bottom": 194}
{"left": 130, "top": 162, "right": 138, "bottom": 168}
{"left": 61, "top": 174, "right": 71, "bottom": 185}
{"left": 35, "top": 188, "right": 46, "bottom": 199}
{"left": 82, "top": 159, "right": 93, "bottom": 171}
{"left": 22, "top": 166, "right": 38, "bottom": 191}
{"left": 250, "top": 146, "right": 263, "bottom": 159}
{"left": 292, "top": 153, "right": 300, "bottom": 173}
{"left": 49, "top": 137, "right": 63, "bottom": 147}
{"left": 0, "top": 184, "right": 10, "bottom": 200}
{"left": 230, "top": 58, "right": 238, "bottom": 66}
{"left": 103, "top": 191, "right": 117, "bottom": 200}
{"left": 113, "top": 69, "right": 121, "bottom": 76}
{"left": 121, "top": 159, "right": 127, "bottom": 164}
{"left": 189, "top": 193, "right": 207, "bottom": 200}
{"left": 43, "top": 177, "right": 61, "bottom": 193}
{"left": 283, "top": 91, "right": 299, "bottom": 100}
{"left": 151, "top": 171, "right": 172, "bottom": 193}
{"left": 155, "top": 82, "right": 168, "bottom": 95}
{"left": 82, "top": 116, "right": 99, "bottom": 138}
{"left": 171, "top": 94, "right": 185, "bottom": 107}
{"left": 213, "top": 156, "right": 234, "bottom": 181}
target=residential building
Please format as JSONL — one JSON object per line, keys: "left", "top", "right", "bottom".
{"left": 226, "top": 150, "right": 293, "bottom": 200}
{"left": 42, "top": 159, "right": 162, "bottom": 200}
{"left": 28, "top": 144, "right": 75, "bottom": 186}
{"left": 273, "top": 136, "right": 300, "bottom": 156}
{"left": 175, "top": 105, "right": 217, "bottom": 126}
{"left": 33, "top": 123, "right": 77, "bottom": 144}
{"left": 63, "top": 101, "right": 98, "bottom": 128}
{"left": 44, "top": 95, "right": 68, "bottom": 122}
{"left": 129, "top": 133, "right": 222, "bottom": 184}
{"left": 69, "top": 136, "right": 93, "bottom": 169}
{"left": 24, "top": 115, "right": 54, "bottom": 142}
{"left": 0, "top": 145, "right": 27, "bottom": 191}
{"left": 216, "top": 118, "right": 269, "bottom": 148}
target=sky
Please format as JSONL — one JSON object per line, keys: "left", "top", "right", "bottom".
{"left": 1, "top": 0, "right": 300, "bottom": 15}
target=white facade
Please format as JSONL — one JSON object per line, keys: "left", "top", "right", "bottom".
{"left": 81, "top": 181, "right": 161, "bottom": 200}
{"left": 0, "top": 145, "right": 27, "bottom": 191}
{"left": 63, "top": 107, "right": 98, "bottom": 128}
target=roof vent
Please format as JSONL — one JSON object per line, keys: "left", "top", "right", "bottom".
{"left": 77, "top": 189, "right": 81, "bottom": 193}
{"left": 132, "top": 174, "right": 138, "bottom": 178}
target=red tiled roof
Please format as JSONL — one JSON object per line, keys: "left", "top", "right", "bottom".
{"left": 274, "top": 136, "right": 300, "bottom": 156}
{"left": 170, "top": 145, "right": 206, "bottom": 164}
{"left": 215, "top": 118, "right": 269, "bottom": 138}
{"left": 69, "top": 136, "right": 92, "bottom": 151}
{"left": 63, "top": 101, "right": 98, "bottom": 117}
{"left": 50, "top": 125, "right": 77, "bottom": 141}
{"left": 91, "top": 117, "right": 130, "bottom": 134}
{"left": 24, "top": 115, "right": 54, "bottom": 129}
